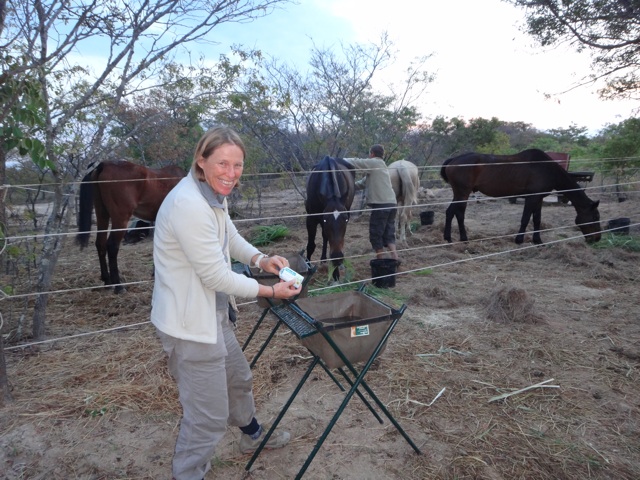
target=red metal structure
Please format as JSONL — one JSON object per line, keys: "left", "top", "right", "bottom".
{"left": 545, "top": 151, "right": 594, "bottom": 184}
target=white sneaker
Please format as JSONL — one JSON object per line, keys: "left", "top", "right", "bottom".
{"left": 239, "top": 424, "right": 290, "bottom": 454}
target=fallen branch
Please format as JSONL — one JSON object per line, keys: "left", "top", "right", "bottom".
{"left": 488, "top": 378, "right": 559, "bottom": 403}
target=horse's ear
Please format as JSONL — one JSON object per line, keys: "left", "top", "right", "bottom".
{"left": 593, "top": 200, "right": 600, "bottom": 209}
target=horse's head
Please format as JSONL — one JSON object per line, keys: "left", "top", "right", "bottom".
{"left": 575, "top": 199, "right": 601, "bottom": 243}
{"left": 322, "top": 206, "right": 350, "bottom": 268}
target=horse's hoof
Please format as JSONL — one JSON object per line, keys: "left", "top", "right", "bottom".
{"left": 114, "top": 286, "right": 127, "bottom": 294}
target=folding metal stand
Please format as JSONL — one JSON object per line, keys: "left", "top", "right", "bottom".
{"left": 245, "top": 288, "right": 422, "bottom": 479}
{"left": 241, "top": 255, "right": 317, "bottom": 369}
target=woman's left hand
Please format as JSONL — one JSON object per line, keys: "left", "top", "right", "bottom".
{"left": 260, "top": 255, "right": 289, "bottom": 275}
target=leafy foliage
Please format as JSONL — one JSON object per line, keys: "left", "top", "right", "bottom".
{"left": 0, "top": 54, "right": 50, "bottom": 169}
{"left": 506, "top": 0, "right": 640, "bottom": 100}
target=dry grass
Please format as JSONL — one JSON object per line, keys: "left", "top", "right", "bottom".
{"left": 1, "top": 187, "right": 639, "bottom": 479}
{"left": 484, "top": 287, "right": 545, "bottom": 324}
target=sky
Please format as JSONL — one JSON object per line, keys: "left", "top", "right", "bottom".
{"left": 206, "top": 0, "right": 638, "bottom": 134}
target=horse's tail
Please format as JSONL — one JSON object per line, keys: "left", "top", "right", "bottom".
{"left": 398, "top": 162, "right": 418, "bottom": 208}
{"left": 76, "top": 166, "right": 99, "bottom": 249}
{"left": 440, "top": 157, "right": 454, "bottom": 184}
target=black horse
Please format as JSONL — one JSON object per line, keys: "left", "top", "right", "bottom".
{"left": 305, "top": 156, "right": 356, "bottom": 280}
{"left": 440, "top": 149, "right": 601, "bottom": 245}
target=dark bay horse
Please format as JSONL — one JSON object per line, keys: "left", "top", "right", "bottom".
{"left": 440, "top": 149, "right": 601, "bottom": 245}
{"left": 76, "top": 161, "right": 186, "bottom": 293}
{"left": 305, "top": 156, "right": 356, "bottom": 281}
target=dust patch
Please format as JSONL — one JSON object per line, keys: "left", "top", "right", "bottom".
{"left": 414, "top": 307, "right": 479, "bottom": 327}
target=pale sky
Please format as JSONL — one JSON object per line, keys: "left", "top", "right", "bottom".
{"left": 208, "top": 0, "right": 638, "bottom": 134}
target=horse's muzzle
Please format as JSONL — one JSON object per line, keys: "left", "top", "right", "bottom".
{"left": 329, "top": 252, "right": 345, "bottom": 265}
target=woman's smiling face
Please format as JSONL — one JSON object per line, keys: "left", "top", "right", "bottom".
{"left": 197, "top": 143, "right": 244, "bottom": 196}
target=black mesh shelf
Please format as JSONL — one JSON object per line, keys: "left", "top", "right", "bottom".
{"left": 270, "top": 303, "right": 317, "bottom": 339}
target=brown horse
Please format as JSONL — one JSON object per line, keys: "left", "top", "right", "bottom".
{"left": 76, "top": 161, "right": 186, "bottom": 293}
{"left": 388, "top": 160, "right": 419, "bottom": 243}
{"left": 305, "top": 156, "right": 356, "bottom": 281}
{"left": 440, "top": 149, "right": 601, "bottom": 245}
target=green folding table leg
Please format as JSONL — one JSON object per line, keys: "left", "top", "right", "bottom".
{"left": 296, "top": 317, "right": 422, "bottom": 480}
{"left": 245, "top": 356, "right": 321, "bottom": 473}
{"left": 294, "top": 316, "right": 422, "bottom": 479}
{"left": 242, "top": 307, "right": 270, "bottom": 352}
{"left": 247, "top": 318, "right": 282, "bottom": 369}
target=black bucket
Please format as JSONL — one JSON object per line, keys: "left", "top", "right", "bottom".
{"left": 608, "top": 217, "right": 630, "bottom": 235}
{"left": 420, "top": 211, "right": 434, "bottom": 225}
{"left": 370, "top": 259, "right": 399, "bottom": 288}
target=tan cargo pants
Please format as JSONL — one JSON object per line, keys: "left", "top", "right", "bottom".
{"left": 157, "top": 309, "right": 256, "bottom": 480}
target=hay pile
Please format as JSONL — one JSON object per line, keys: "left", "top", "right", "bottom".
{"left": 484, "top": 286, "right": 545, "bottom": 324}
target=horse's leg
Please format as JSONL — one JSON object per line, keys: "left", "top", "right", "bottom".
{"left": 95, "top": 231, "right": 110, "bottom": 286}
{"left": 444, "top": 202, "right": 455, "bottom": 242}
{"left": 399, "top": 207, "right": 409, "bottom": 243}
{"left": 445, "top": 197, "right": 469, "bottom": 242}
{"left": 320, "top": 223, "right": 341, "bottom": 281}
{"left": 530, "top": 198, "right": 544, "bottom": 244}
{"left": 320, "top": 223, "right": 329, "bottom": 262}
{"left": 305, "top": 216, "right": 317, "bottom": 260}
{"left": 106, "top": 223, "right": 128, "bottom": 294}
{"left": 454, "top": 202, "right": 469, "bottom": 242}
{"left": 93, "top": 203, "right": 111, "bottom": 287}
{"left": 516, "top": 199, "right": 536, "bottom": 244}
{"left": 403, "top": 208, "right": 412, "bottom": 239}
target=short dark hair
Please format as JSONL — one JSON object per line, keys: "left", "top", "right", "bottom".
{"left": 370, "top": 144, "right": 384, "bottom": 158}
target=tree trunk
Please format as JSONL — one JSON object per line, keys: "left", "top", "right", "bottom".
{"left": 0, "top": 146, "right": 6, "bottom": 239}
{"left": 32, "top": 176, "right": 72, "bottom": 340}
{"left": 0, "top": 131, "right": 13, "bottom": 407}
{"left": 0, "top": 334, "right": 13, "bottom": 406}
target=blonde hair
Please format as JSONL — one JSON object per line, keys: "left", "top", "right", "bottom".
{"left": 192, "top": 126, "right": 246, "bottom": 182}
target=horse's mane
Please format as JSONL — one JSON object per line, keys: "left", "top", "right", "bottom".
{"left": 316, "top": 156, "right": 352, "bottom": 200}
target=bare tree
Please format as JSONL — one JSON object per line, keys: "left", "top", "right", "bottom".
{"left": 1, "top": 0, "right": 292, "bottom": 340}
{"left": 221, "top": 33, "right": 434, "bottom": 203}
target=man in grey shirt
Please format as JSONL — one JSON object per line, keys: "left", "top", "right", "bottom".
{"left": 344, "top": 144, "right": 399, "bottom": 261}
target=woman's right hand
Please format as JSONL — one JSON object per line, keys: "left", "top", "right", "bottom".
{"left": 258, "top": 278, "right": 300, "bottom": 299}
{"left": 273, "top": 278, "right": 300, "bottom": 299}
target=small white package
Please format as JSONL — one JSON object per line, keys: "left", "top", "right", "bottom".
{"left": 279, "top": 266, "right": 304, "bottom": 289}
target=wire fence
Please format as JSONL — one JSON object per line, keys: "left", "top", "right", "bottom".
{"left": 1, "top": 157, "right": 639, "bottom": 350}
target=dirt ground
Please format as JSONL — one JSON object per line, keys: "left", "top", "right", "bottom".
{"left": 1, "top": 183, "right": 639, "bottom": 480}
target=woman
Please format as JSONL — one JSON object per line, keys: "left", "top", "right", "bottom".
{"left": 151, "top": 126, "right": 300, "bottom": 480}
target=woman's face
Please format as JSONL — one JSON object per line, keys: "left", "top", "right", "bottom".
{"left": 197, "top": 143, "right": 244, "bottom": 196}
